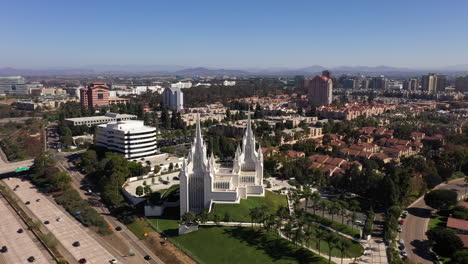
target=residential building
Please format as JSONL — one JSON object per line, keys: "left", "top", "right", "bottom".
{"left": 422, "top": 73, "right": 446, "bottom": 94}
{"left": 404, "top": 79, "right": 419, "bottom": 90}
{"left": 180, "top": 113, "right": 264, "bottom": 216}
{"left": 307, "top": 75, "right": 333, "bottom": 106}
{"left": 0, "top": 76, "right": 30, "bottom": 95}
{"left": 95, "top": 120, "right": 157, "bottom": 159}
{"left": 65, "top": 112, "right": 137, "bottom": 126}
{"left": 163, "top": 87, "right": 184, "bottom": 112}
{"left": 80, "top": 83, "right": 109, "bottom": 108}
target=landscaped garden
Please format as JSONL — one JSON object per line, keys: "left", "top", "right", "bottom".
{"left": 211, "top": 190, "right": 288, "bottom": 222}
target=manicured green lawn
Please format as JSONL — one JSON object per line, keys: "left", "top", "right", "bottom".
{"left": 168, "top": 226, "right": 328, "bottom": 264}
{"left": 211, "top": 190, "right": 288, "bottom": 222}
{"left": 428, "top": 212, "right": 448, "bottom": 230}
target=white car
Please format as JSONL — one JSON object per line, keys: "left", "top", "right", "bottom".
{"left": 397, "top": 227, "right": 402, "bottom": 232}
{"left": 56, "top": 217, "right": 63, "bottom": 222}
{"left": 109, "top": 259, "right": 118, "bottom": 264}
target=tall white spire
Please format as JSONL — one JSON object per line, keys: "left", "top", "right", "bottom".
{"left": 192, "top": 113, "right": 207, "bottom": 172}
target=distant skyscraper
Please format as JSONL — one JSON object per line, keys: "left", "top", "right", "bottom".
{"left": 404, "top": 78, "right": 419, "bottom": 90}
{"left": 371, "top": 75, "right": 388, "bottom": 89}
{"left": 163, "top": 87, "right": 184, "bottom": 112}
{"left": 80, "top": 83, "right": 109, "bottom": 108}
{"left": 322, "top": 70, "right": 333, "bottom": 79}
{"left": 294, "top": 75, "right": 305, "bottom": 89}
{"left": 422, "top": 73, "right": 438, "bottom": 94}
{"left": 0, "top": 76, "right": 30, "bottom": 95}
{"left": 361, "top": 78, "right": 371, "bottom": 89}
{"left": 436, "top": 74, "right": 447, "bottom": 91}
{"left": 307, "top": 75, "right": 333, "bottom": 106}
{"left": 455, "top": 76, "right": 468, "bottom": 92}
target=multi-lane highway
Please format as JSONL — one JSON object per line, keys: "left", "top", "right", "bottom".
{"left": 401, "top": 178, "right": 466, "bottom": 264}
{"left": 2, "top": 177, "right": 119, "bottom": 264}
{"left": 0, "top": 196, "right": 54, "bottom": 264}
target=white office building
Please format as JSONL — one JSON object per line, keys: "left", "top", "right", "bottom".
{"left": 223, "top": 80, "right": 236, "bottom": 86}
{"left": 171, "top": 82, "right": 192, "bottom": 89}
{"left": 65, "top": 112, "right": 137, "bottom": 126}
{"left": 163, "top": 87, "right": 184, "bottom": 112}
{"left": 0, "top": 76, "right": 30, "bottom": 95}
{"left": 179, "top": 113, "right": 264, "bottom": 216}
{"left": 95, "top": 120, "right": 157, "bottom": 159}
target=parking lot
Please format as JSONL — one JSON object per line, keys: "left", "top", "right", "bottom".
{"left": 3, "top": 177, "right": 117, "bottom": 264}
{"left": 0, "top": 197, "right": 53, "bottom": 264}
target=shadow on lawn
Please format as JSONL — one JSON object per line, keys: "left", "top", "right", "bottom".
{"left": 223, "top": 227, "right": 325, "bottom": 264}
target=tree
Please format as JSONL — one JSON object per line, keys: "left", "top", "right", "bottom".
{"left": 426, "top": 227, "right": 463, "bottom": 256}
{"left": 315, "top": 229, "right": 327, "bottom": 256}
{"left": 337, "top": 240, "right": 351, "bottom": 264}
{"left": 135, "top": 186, "right": 144, "bottom": 196}
{"left": 325, "top": 233, "right": 339, "bottom": 264}
{"left": 50, "top": 171, "right": 72, "bottom": 191}
{"left": 424, "top": 189, "right": 458, "bottom": 210}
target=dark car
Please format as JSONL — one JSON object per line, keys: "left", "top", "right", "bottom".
{"left": 36, "top": 199, "right": 40, "bottom": 202}
{"left": 0, "top": 246, "right": 7, "bottom": 253}
{"left": 27, "top": 256, "right": 35, "bottom": 262}
{"left": 115, "top": 226, "right": 122, "bottom": 231}
{"left": 79, "top": 258, "right": 87, "bottom": 263}
{"left": 17, "top": 228, "right": 24, "bottom": 233}
{"left": 25, "top": 201, "right": 30, "bottom": 205}
{"left": 44, "top": 221, "right": 50, "bottom": 225}
{"left": 73, "top": 241, "right": 80, "bottom": 247}
{"left": 144, "top": 255, "right": 152, "bottom": 260}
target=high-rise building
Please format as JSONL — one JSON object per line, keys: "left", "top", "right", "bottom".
{"left": 95, "top": 120, "right": 157, "bottom": 159}
{"left": 294, "top": 75, "right": 305, "bottom": 89}
{"left": 371, "top": 75, "right": 388, "bottom": 89}
{"left": 179, "top": 113, "right": 264, "bottom": 216}
{"left": 361, "top": 78, "right": 371, "bottom": 89}
{"left": 163, "top": 87, "right": 184, "bottom": 112}
{"left": 0, "top": 76, "right": 30, "bottom": 95}
{"left": 343, "top": 79, "right": 358, "bottom": 89}
{"left": 421, "top": 73, "right": 438, "bottom": 94}
{"left": 404, "top": 78, "right": 419, "bottom": 90}
{"left": 80, "top": 83, "right": 109, "bottom": 108}
{"left": 322, "top": 70, "right": 333, "bottom": 79}
{"left": 436, "top": 74, "right": 447, "bottom": 91}
{"left": 307, "top": 75, "right": 333, "bottom": 106}
{"left": 455, "top": 76, "right": 468, "bottom": 92}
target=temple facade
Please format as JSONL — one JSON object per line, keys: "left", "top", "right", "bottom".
{"left": 179, "top": 112, "right": 265, "bottom": 216}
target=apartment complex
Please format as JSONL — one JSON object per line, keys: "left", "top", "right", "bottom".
{"left": 80, "top": 83, "right": 110, "bottom": 108}
{"left": 422, "top": 73, "right": 446, "bottom": 94}
{"left": 307, "top": 75, "right": 333, "bottom": 106}
{"left": 95, "top": 120, "right": 157, "bottom": 159}
{"left": 0, "top": 76, "right": 30, "bottom": 95}
{"left": 456, "top": 76, "right": 468, "bottom": 92}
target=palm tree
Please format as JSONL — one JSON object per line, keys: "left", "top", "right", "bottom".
{"left": 310, "top": 192, "right": 321, "bottom": 215}
{"left": 350, "top": 212, "right": 357, "bottom": 231}
{"left": 249, "top": 208, "right": 258, "bottom": 227}
{"left": 324, "top": 233, "right": 339, "bottom": 264}
{"left": 319, "top": 200, "right": 329, "bottom": 217}
{"left": 329, "top": 201, "right": 340, "bottom": 222}
{"left": 315, "top": 229, "right": 327, "bottom": 256}
{"left": 303, "top": 186, "right": 312, "bottom": 208}
{"left": 339, "top": 201, "right": 348, "bottom": 224}
{"left": 274, "top": 217, "right": 283, "bottom": 240}
{"left": 337, "top": 240, "right": 351, "bottom": 264}
{"left": 293, "top": 227, "right": 303, "bottom": 246}
{"left": 304, "top": 225, "right": 316, "bottom": 248}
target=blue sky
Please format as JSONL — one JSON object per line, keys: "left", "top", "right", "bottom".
{"left": 1, "top": 0, "right": 467, "bottom": 69}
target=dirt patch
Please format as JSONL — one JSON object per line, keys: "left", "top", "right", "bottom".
{"left": 145, "top": 232, "right": 197, "bottom": 264}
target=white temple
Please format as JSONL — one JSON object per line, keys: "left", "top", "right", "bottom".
{"left": 179, "top": 112, "right": 265, "bottom": 216}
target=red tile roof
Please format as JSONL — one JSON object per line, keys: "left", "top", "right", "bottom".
{"left": 457, "top": 234, "right": 468, "bottom": 248}
{"left": 447, "top": 217, "right": 468, "bottom": 231}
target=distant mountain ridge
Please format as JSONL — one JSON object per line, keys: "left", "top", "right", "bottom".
{"left": 1, "top": 64, "right": 468, "bottom": 77}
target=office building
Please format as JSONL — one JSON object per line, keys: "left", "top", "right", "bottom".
{"left": 0, "top": 76, "right": 30, "bottom": 95}
{"left": 96, "top": 120, "right": 157, "bottom": 159}
{"left": 163, "top": 87, "right": 184, "bottom": 112}
{"left": 422, "top": 73, "right": 447, "bottom": 94}
{"left": 456, "top": 76, "right": 468, "bottom": 92}
{"left": 65, "top": 112, "right": 137, "bottom": 126}
{"left": 171, "top": 82, "right": 192, "bottom": 89}
{"left": 180, "top": 113, "right": 264, "bottom": 215}
{"left": 80, "top": 83, "right": 109, "bottom": 108}
{"left": 322, "top": 70, "right": 333, "bottom": 79}
{"left": 307, "top": 75, "right": 333, "bottom": 106}
{"left": 372, "top": 75, "right": 388, "bottom": 89}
